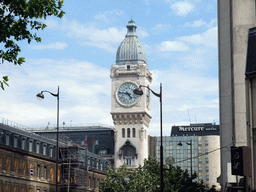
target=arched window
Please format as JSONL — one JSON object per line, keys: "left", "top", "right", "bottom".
{"left": 127, "top": 128, "right": 130, "bottom": 138}
{"left": 133, "top": 128, "right": 136, "bottom": 137}
{"left": 123, "top": 146, "right": 136, "bottom": 166}
{"left": 122, "top": 128, "right": 125, "bottom": 138}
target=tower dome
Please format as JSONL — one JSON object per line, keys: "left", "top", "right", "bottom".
{"left": 116, "top": 20, "right": 147, "bottom": 65}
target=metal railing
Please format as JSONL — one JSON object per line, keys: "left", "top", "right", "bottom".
{"left": 1, "top": 117, "right": 114, "bottom": 132}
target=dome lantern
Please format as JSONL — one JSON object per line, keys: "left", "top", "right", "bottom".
{"left": 116, "top": 20, "right": 147, "bottom": 65}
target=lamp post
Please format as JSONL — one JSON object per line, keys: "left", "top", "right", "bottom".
{"left": 177, "top": 140, "right": 192, "bottom": 176}
{"left": 133, "top": 83, "right": 163, "bottom": 192}
{"left": 37, "top": 86, "right": 59, "bottom": 192}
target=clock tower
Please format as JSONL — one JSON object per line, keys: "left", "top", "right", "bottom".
{"left": 110, "top": 20, "right": 152, "bottom": 168}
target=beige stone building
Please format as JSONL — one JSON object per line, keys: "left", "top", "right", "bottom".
{"left": 218, "top": 0, "right": 256, "bottom": 191}
{"left": 0, "top": 120, "right": 111, "bottom": 192}
{"left": 0, "top": 122, "right": 58, "bottom": 192}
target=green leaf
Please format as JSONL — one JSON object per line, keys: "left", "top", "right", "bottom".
{"left": 3, "top": 76, "right": 8, "bottom": 81}
{"left": 0, "top": 0, "right": 65, "bottom": 89}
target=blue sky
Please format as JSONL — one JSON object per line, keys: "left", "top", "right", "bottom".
{"left": 1, "top": 0, "right": 218, "bottom": 136}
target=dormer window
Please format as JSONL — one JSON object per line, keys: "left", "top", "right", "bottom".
{"left": 21, "top": 137, "right": 26, "bottom": 150}
{"left": 49, "top": 146, "right": 53, "bottom": 157}
{"left": 5, "top": 132, "right": 10, "bottom": 146}
{"left": 36, "top": 141, "right": 40, "bottom": 153}
{"left": 14, "top": 134, "right": 18, "bottom": 148}
{"left": 29, "top": 140, "right": 33, "bottom": 152}
{"left": 43, "top": 144, "right": 47, "bottom": 155}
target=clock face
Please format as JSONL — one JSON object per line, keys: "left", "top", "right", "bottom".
{"left": 117, "top": 82, "right": 139, "bottom": 105}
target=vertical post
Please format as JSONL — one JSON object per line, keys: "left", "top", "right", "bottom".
{"left": 68, "top": 154, "right": 71, "bottom": 192}
{"left": 190, "top": 139, "right": 192, "bottom": 176}
{"left": 160, "top": 83, "right": 163, "bottom": 192}
{"left": 56, "top": 86, "right": 59, "bottom": 192}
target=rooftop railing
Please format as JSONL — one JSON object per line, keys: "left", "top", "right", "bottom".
{"left": 1, "top": 117, "right": 114, "bottom": 132}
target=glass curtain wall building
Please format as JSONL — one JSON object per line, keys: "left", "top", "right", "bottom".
{"left": 149, "top": 123, "right": 220, "bottom": 189}
{"left": 152, "top": 136, "right": 199, "bottom": 179}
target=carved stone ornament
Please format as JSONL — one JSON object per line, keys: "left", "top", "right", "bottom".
{"left": 139, "top": 127, "right": 145, "bottom": 140}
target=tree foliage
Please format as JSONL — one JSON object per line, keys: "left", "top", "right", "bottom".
{"left": 100, "top": 156, "right": 217, "bottom": 192}
{"left": 0, "top": 0, "right": 65, "bottom": 89}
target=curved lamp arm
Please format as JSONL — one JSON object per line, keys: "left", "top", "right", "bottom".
{"left": 37, "top": 90, "right": 58, "bottom": 99}
{"left": 133, "top": 84, "right": 161, "bottom": 99}
{"left": 140, "top": 85, "right": 161, "bottom": 98}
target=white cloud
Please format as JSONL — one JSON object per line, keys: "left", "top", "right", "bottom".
{"left": 148, "top": 69, "right": 219, "bottom": 136}
{"left": 44, "top": 18, "right": 149, "bottom": 53}
{"left": 94, "top": 10, "right": 124, "bottom": 22}
{"left": 0, "top": 58, "right": 111, "bottom": 126}
{"left": 185, "top": 19, "right": 207, "bottom": 28}
{"left": 171, "top": 2, "right": 195, "bottom": 16}
{"left": 152, "top": 24, "right": 170, "bottom": 31}
{"left": 158, "top": 41, "right": 189, "bottom": 52}
{"left": 31, "top": 42, "right": 68, "bottom": 50}
{"left": 178, "top": 27, "right": 217, "bottom": 47}
{"left": 184, "top": 18, "right": 217, "bottom": 28}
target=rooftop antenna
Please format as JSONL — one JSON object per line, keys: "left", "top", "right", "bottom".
{"left": 187, "top": 109, "right": 191, "bottom": 123}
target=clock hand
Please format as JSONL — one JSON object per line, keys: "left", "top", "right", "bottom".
{"left": 125, "top": 92, "right": 132, "bottom": 99}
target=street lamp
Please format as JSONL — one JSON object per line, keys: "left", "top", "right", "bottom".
{"left": 133, "top": 83, "right": 163, "bottom": 192}
{"left": 177, "top": 140, "right": 192, "bottom": 176}
{"left": 37, "top": 86, "right": 59, "bottom": 192}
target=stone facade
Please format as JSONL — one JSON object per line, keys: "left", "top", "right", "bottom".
{"left": 0, "top": 123, "right": 57, "bottom": 192}
{"left": 218, "top": 0, "right": 256, "bottom": 191}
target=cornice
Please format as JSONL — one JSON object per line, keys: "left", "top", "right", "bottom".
{"left": 111, "top": 112, "right": 151, "bottom": 127}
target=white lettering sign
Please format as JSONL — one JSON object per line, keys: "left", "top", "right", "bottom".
{"left": 178, "top": 126, "right": 205, "bottom": 132}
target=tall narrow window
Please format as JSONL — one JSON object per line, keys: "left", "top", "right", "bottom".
{"left": 44, "top": 166, "right": 47, "bottom": 179}
{"left": 23, "top": 161, "right": 26, "bottom": 176}
{"left": 6, "top": 184, "right": 10, "bottom": 192}
{"left": 29, "top": 140, "right": 33, "bottom": 152}
{"left": 43, "top": 144, "right": 46, "bottom": 155}
{"left": 6, "top": 133, "right": 10, "bottom": 146}
{"left": 49, "top": 146, "right": 53, "bottom": 157}
{"left": 37, "top": 164, "right": 40, "bottom": 178}
{"left": 14, "top": 186, "right": 18, "bottom": 192}
{"left": 132, "top": 128, "right": 136, "bottom": 137}
{"left": 36, "top": 142, "right": 40, "bottom": 154}
{"left": 122, "top": 128, "right": 125, "bottom": 138}
{"left": 50, "top": 168, "right": 54, "bottom": 181}
{"left": 127, "top": 128, "right": 130, "bottom": 138}
{"left": 6, "top": 157, "right": 11, "bottom": 173}
{"left": 21, "top": 138, "right": 26, "bottom": 150}
{"left": 14, "top": 159, "right": 19, "bottom": 175}
{"left": 14, "top": 135, "right": 18, "bottom": 148}
{"left": 206, "top": 166, "right": 209, "bottom": 172}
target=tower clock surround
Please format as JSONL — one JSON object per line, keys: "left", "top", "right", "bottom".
{"left": 111, "top": 20, "right": 152, "bottom": 168}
